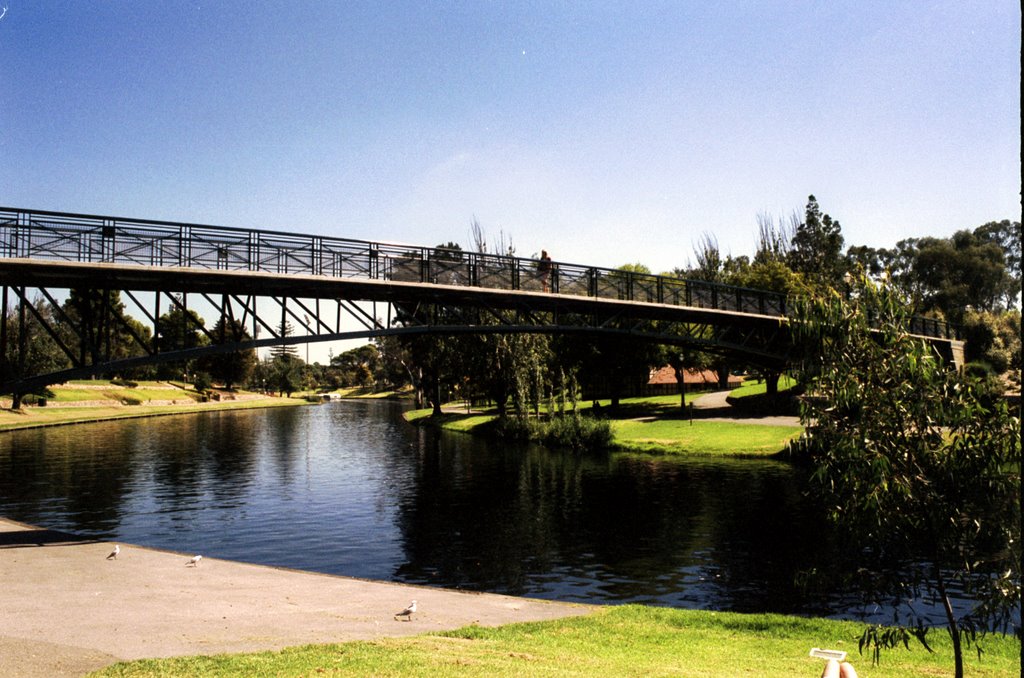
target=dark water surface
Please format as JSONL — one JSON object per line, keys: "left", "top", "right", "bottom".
{"left": 0, "top": 400, "right": 975, "bottom": 622}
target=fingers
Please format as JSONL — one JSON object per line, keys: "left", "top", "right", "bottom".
{"left": 839, "top": 662, "right": 858, "bottom": 678}
{"left": 821, "top": 659, "right": 840, "bottom": 678}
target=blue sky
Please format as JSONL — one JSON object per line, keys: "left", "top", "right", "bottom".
{"left": 2, "top": 1, "right": 1020, "bottom": 275}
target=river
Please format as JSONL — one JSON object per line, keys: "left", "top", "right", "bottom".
{"left": 0, "top": 399, "right": 981, "bottom": 624}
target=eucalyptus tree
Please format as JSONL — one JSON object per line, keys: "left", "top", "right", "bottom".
{"left": 913, "top": 230, "right": 1013, "bottom": 322}
{"left": 792, "top": 276, "right": 1020, "bottom": 677}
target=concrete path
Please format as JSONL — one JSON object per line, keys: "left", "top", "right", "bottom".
{"left": 0, "top": 518, "right": 592, "bottom": 677}
{"left": 690, "top": 390, "right": 801, "bottom": 427}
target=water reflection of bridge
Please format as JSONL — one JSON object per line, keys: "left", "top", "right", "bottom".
{"left": 0, "top": 207, "right": 962, "bottom": 394}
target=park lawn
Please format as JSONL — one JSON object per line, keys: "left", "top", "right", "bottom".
{"left": 612, "top": 418, "right": 802, "bottom": 456}
{"left": 729, "top": 374, "right": 799, "bottom": 399}
{"left": 405, "top": 395, "right": 802, "bottom": 457}
{"left": 90, "top": 605, "right": 1020, "bottom": 677}
{"left": 29, "top": 380, "right": 198, "bottom": 404}
{"left": 0, "top": 397, "right": 305, "bottom": 432}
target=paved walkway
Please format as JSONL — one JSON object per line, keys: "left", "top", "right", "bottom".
{"left": 0, "top": 518, "right": 592, "bottom": 677}
{"left": 690, "top": 390, "right": 801, "bottom": 427}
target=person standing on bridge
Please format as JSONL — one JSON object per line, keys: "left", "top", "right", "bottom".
{"left": 538, "top": 250, "right": 553, "bottom": 292}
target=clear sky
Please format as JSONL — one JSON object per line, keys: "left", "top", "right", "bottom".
{"left": 2, "top": 1, "right": 1020, "bottom": 276}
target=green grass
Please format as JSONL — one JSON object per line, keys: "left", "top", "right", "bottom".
{"left": 405, "top": 394, "right": 801, "bottom": 457}
{"left": 33, "top": 380, "right": 197, "bottom": 404}
{"left": 0, "top": 393, "right": 306, "bottom": 431}
{"left": 729, "top": 375, "right": 798, "bottom": 399}
{"left": 89, "top": 605, "right": 1020, "bottom": 677}
{"left": 612, "top": 418, "right": 802, "bottom": 456}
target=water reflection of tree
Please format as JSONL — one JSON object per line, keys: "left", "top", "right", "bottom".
{"left": 0, "top": 423, "right": 139, "bottom": 535}
{"left": 390, "top": 432, "right": 838, "bottom": 612}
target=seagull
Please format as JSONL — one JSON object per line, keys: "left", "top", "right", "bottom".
{"left": 106, "top": 545, "right": 120, "bottom": 560}
{"left": 394, "top": 600, "right": 417, "bottom": 621}
{"left": 187, "top": 554, "right": 203, "bottom": 567}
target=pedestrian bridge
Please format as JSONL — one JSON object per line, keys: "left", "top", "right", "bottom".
{"left": 0, "top": 207, "right": 961, "bottom": 394}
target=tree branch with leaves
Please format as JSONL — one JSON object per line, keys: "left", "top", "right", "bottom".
{"left": 791, "top": 276, "right": 1020, "bottom": 678}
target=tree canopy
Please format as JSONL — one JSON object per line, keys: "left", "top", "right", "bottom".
{"left": 791, "top": 277, "right": 1021, "bottom": 677}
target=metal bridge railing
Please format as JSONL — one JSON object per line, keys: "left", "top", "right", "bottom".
{"left": 0, "top": 207, "right": 956, "bottom": 340}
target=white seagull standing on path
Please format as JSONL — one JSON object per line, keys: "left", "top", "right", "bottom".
{"left": 106, "top": 545, "right": 120, "bottom": 560}
{"left": 187, "top": 554, "right": 202, "bottom": 567}
{"left": 394, "top": 600, "right": 417, "bottom": 621}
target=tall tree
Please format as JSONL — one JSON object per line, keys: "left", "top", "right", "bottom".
{"left": 974, "top": 219, "right": 1021, "bottom": 306}
{"left": 374, "top": 334, "right": 414, "bottom": 391}
{"left": 1, "top": 295, "right": 71, "bottom": 406}
{"left": 155, "top": 304, "right": 207, "bottom": 379}
{"left": 788, "top": 195, "right": 846, "bottom": 292}
{"left": 268, "top": 354, "right": 303, "bottom": 397}
{"left": 268, "top": 320, "right": 301, "bottom": 361}
{"left": 913, "top": 231, "right": 1010, "bottom": 322}
{"left": 689, "top": 233, "right": 724, "bottom": 283}
{"left": 60, "top": 288, "right": 141, "bottom": 367}
{"left": 753, "top": 210, "right": 797, "bottom": 265}
{"left": 792, "top": 277, "right": 1020, "bottom": 677}
{"left": 200, "top": 317, "right": 256, "bottom": 390}
{"left": 331, "top": 344, "right": 381, "bottom": 388}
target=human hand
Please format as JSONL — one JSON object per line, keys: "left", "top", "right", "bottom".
{"left": 820, "top": 658, "right": 858, "bottom": 678}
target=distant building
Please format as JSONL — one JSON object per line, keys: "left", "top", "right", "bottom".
{"left": 579, "top": 366, "right": 742, "bottom": 402}
{"left": 645, "top": 367, "right": 742, "bottom": 396}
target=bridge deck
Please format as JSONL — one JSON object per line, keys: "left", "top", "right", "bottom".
{"left": 0, "top": 257, "right": 788, "bottom": 333}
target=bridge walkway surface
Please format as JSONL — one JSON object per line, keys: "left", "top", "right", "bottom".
{"left": 0, "top": 517, "right": 591, "bottom": 677}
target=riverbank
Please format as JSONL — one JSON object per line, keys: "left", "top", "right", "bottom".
{"left": 406, "top": 391, "right": 804, "bottom": 457}
{"left": 0, "top": 381, "right": 307, "bottom": 432}
{"left": 2, "top": 518, "right": 1017, "bottom": 678}
{"left": 0, "top": 517, "right": 591, "bottom": 677}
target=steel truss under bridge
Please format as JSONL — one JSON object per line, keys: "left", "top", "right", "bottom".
{"left": 0, "top": 207, "right": 961, "bottom": 395}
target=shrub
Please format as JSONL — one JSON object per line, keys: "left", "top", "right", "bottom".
{"left": 542, "top": 414, "right": 613, "bottom": 451}
{"left": 193, "top": 371, "right": 213, "bottom": 393}
{"left": 492, "top": 413, "right": 612, "bottom": 451}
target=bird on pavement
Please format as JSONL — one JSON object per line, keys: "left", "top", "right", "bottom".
{"left": 394, "top": 600, "right": 417, "bottom": 621}
{"left": 106, "top": 545, "right": 120, "bottom": 560}
{"left": 187, "top": 554, "right": 203, "bottom": 567}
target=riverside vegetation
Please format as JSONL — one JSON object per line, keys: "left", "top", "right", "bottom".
{"left": 405, "top": 388, "right": 803, "bottom": 458}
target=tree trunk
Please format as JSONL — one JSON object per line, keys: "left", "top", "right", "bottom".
{"left": 431, "top": 379, "right": 443, "bottom": 417}
{"left": 935, "top": 565, "right": 964, "bottom": 678}
{"left": 765, "top": 370, "right": 780, "bottom": 396}
{"left": 673, "top": 366, "right": 686, "bottom": 409}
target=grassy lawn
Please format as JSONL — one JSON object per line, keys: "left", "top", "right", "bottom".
{"left": 405, "top": 393, "right": 801, "bottom": 457}
{"left": 91, "top": 605, "right": 1020, "bottom": 677}
{"left": 728, "top": 374, "right": 798, "bottom": 399}
{"left": 33, "top": 380, "right": 196, "bottom": 404}
{"left": 0, "top": 381, "right": 306, "bottom": 432}
{"left": 611, "top": 418, "right": 802, "bottom": 456}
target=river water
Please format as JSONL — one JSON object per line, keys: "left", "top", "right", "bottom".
{"left": 0, "top": 400, "right": 982, "bottom": 623}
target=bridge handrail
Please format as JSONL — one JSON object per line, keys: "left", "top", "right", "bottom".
{"left": 0, "top": 206, "right": 957, "bottom": 340}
